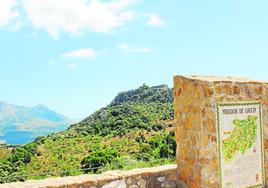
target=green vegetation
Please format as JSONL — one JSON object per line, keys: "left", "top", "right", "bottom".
{"left": 66, "top": 102, "right": 173, "bottom": 137}
{"left": 0, "top": 84, "right": 175, "bottom": 183}
{"left": 0, "top": 143, "right": 37, "bottom": 183}
{"left": 222, "top": 116, "right": 258, "bottom": 161}
{"left": 0, "top": 145, "right": 12, "bottom": 159}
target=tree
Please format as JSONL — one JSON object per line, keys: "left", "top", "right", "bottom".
{"left": 81, "top": 147, "right": 118, "bottom": 172}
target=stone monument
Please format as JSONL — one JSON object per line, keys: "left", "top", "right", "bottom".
{"left": 174, "top": 75, "right": 268, "bottom": 188}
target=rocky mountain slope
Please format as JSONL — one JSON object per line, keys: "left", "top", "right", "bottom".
{"left": 0, "top": 102, "right": 70, "bottom": 144}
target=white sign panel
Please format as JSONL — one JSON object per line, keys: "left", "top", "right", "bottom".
{"left": 216, "top": 101, "right": 265, "bottom": 188}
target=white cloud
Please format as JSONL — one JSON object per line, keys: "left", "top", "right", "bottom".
{"left": 118, "top": 42, "right": 151, "bottom": 53}
{"left": 118, "top": 42, "right": 130, "bottom": 50}
{"left": 10, "top": 21, "right": 23, "bottom": 31}
{"left": 0, "top": 0, "right": 19, "bottom": 27}
{"left": 22, "top": 0, "right": 136, "bottom": 38}
{"left": 67, "top": 63, "right": 78, "bottom": 70}
{"left": 147, "top": 13, "right": 165, "bottom": 27}
{"left": 61, "top": 48, "right": 97, "bottom": 58}
{"left": 0, "top": 140, "right": 6, "bottom": 144}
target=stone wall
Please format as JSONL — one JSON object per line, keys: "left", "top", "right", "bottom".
{"left": 1, "top": 164, "right": 177, "bottom": 188}
{"left": 174, "top": 75, "right": 268, "bottom": 188}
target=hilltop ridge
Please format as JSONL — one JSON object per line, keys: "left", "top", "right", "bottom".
{"left": 66, "top": 84, "right": 173, "bottom": 137}
{"left": 109, "top": 84, "right": 173, "bottom": 106}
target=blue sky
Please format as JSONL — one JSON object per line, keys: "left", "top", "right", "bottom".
{"left": 0, "top": 0, "right": 268, "bottom": 119}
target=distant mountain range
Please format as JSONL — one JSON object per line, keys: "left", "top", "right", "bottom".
{"left": 0, "top": 102, "right": 70, "bottom": 144}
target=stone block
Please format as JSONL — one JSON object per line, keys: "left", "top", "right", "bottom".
{"left": 174, "top": 75, "right": 268, "bottom": 188}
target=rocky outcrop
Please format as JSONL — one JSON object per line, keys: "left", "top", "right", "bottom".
{"left": 109, "top": 84, "right": 173, "bottom": 106}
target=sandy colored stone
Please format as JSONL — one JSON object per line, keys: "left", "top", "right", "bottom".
{"left": 189, "top": 132, "right": 197, "bottom": 146}
{"left": 161, "top": 180, "right": 177, "bottom": 188}
{"left": 214, "top": 84, "right": 223, "bottom": 95}
{"left": 209, "top": 158, "right": 218, "bottom": 172}
{"left": 184, "top": 157, "right": 195, "bottom": 166}
{"left": 194, "top": 149, "right": 200, "bottom": 156}
{"left": 185, "top": 115, "right": 192, "bottom": 129}
{"left": 1, "top": 165, "right": 177, "bottom": 188}
{"left": 204, "top": 88, "right": 214, "bottom": 97}
{"left": 175, "top": 87, "right": 183, "bottom": 97}
{"left": 200, "top": 130, "right": 210, "bottom": 148}
{"left": 256, "top": 86, "right": 264, "bottom": 95}
{"left": 203, "top": 118, "right": 215, "bottom": 133}
{"left": 174, "top": 75, "right": 268, "bottom": 188}
{"left": 233, "top": 86, "right": 240, "bottom": 95}
{"left": 188, "top": 180, "right": 200, "bottom": 188}
{"left": 129, "top": 185, "right": 139, "bottom": 188}
{"left": 175, "top": 75, "right": 268, "bottom": 83}
{"left": 179, "top": 167, "right": 192, "bottom": 182}
{"left": 137, "top": 178, "right": 146, "bottom": 188}
{"left": 222, "top": 83, "right": 232, "bottom": 95}
{"left": 102, "top": 180, "right": 126, "bottom": 188}
{"left": 265, "top": 139, "right": 268, "bottom": 150}
{"left": 209, "top": 135, "right": 217, "bottom": 143}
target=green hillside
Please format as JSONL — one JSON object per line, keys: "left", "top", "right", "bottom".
{"left": 0, "top": 84, "right": 175, "bottom": 183}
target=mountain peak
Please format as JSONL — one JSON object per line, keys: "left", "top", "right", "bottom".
{"left": 0, "top": 101, "right": 70, "bottom": 144}
{"left": 109, "top": 84, "right": 173, "bottom": 106}
{"left": 33, "top": 104, "right": 49, "bottom": 110}
{"left": 0, "top": 101, "right": 12, "bottom": 107}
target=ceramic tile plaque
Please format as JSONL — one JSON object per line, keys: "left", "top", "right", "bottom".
{"left": 216, "top": 101, "right": 265, "bottom": 188}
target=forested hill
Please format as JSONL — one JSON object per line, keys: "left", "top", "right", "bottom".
{"left": 0, "top": 84, "right": 175, "bottom": 183}
{"left": 65, "top": 84, "right": 173, "bottom": 137}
